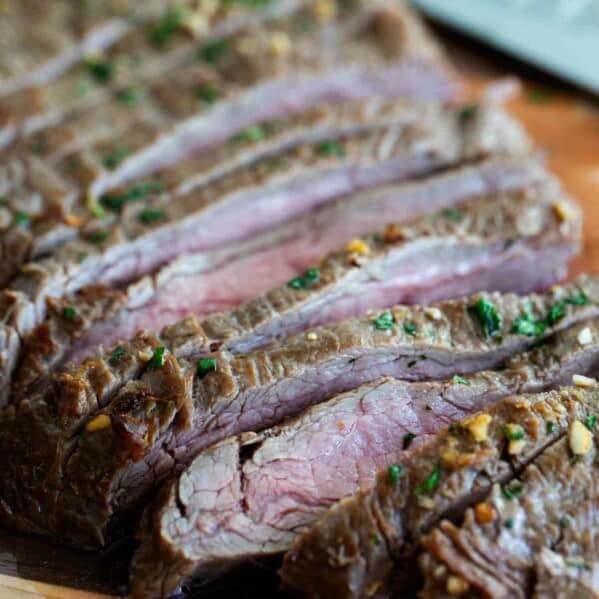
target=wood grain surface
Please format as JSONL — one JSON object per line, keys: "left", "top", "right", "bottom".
{"left": 0, "top": 23, "right": 597, "bottom": 599}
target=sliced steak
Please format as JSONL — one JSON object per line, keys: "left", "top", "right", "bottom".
{"left": 8, "top": 171, "right": 574, "bottom": 403}
{"left": 418, "top": 428, "right": 598, "bottom": 598}
{"left": 279, "top": 385, "right": 599, "bottom": 599}
{"left": 130, "top": 319, "right": 599, "bottom": 597}
{"left": 1, "top": 278, "right": 598, "bottom": 547}
{"left": 0, "top": 101, "right": 527, "bottom": 338}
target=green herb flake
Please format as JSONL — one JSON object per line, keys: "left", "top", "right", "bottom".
{"left": 442, "top": 207, "right": 463, "bottom": 222}
{"left": 197, "top": 357, "right": 217, "bottom": 379}
{"left": 565, "top": 560, "right": 591, "bottom": 571}
{"left": 197, "top": 85, "right": 219, "bottom": 105}
{"left": 502, "top": 482, "right": 524, "bottom": 501}
{"left": 148, "top": 346, "right": 166, "bottom": 369}
{"left": 387, "top": 464, "right": 403, "bottom": 486}
{"left": 504, "top": 518, "right": 514, "bottom": 530}
{"left": 458, "top": 103, "right": 478, "bottom": 121}
{"left": 566, "top": 292, "right": 591, "bottom": 306}
{"left": 471, "top": 297, "right": 503, "bottom": 339}
{"left": 287, "top": 267, "right": 320, "bottom": 290}
{"left": 546, "top": 421, "right": 556, "bottom": 434}
{"left": 233, "top": 125, "right": 266, "bottom": 143}
{"left": 150, "top": 8, "right": 185, "bottom": 47}
{"left": 403, "top": 322, "right": 418, "bottom": 337}
{"left": 511, "top": 310, "right": 548, "bottom": 337}
{"left": 84, "top": 57, "right": 114, "bottom": 83}
{"left": 372, "top": 311, "right": 395, "bottom": 331}
{"left": 101, "top": 181, "right": 164, "bottom": 211}
{"left": 199, "top": 39, "right": 229, "bottom": 63}
{"left": 139, "top": 208, "right": 165, "bottom": 224}
{"left": 586, "top": 414, "right": 596, "bottom": 430}
{"left": 448, "top": 424, "right": 457, "bottom": 434}
{"left": 116, "top": 87, "right": 144, "bottom": 105}
{"left": 88, "top": 230, "right": 109, "bottom": 244}
{"left": 372, "top": 534, "right": 381, "bottom": 546}
{"left": 560, "top": 516, "right": 569, "bottom": 528}
{"left": 109, "top": 346, "right": 126, "bottom": 365}
{"left": 503, "top": 423, "right": 525, "bottom": 441}
{"left": 103, "top": 148, "right": 131, "bottom": 170}
{"left": 453, "top": 374, "right": 469, "bottom": 386}
{"left": 415, "top": 464, "right": 441, "bottom": 495}
{"left": 547, "top": 301, "right": 567, "bottom": 325}
{"left": 13, "top": 211, "right": 30, "bottom": 226}
{"left": 403, "top": 433, "right": 416, "bottom": 450}
{"left": 316, "top": 139, "right": 345, "bottom": 158}
{"left": 62, "top": 307, "right": 76, "bottom": 320}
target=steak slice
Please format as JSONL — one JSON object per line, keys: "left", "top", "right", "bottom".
{"left": 7, "top": 171, "right": 574, "bottom": 403}
{"left": 130, "top": 319, "right": 599, "bottom": 597}
{"left": 279, "top": 385, "right": 599, "bottom": 599}
{"left": 0, "top": 101, "right": 528, "bottom": 338}
{"left": 418, "top": 428, "right": 598, "bottom": 598}
{"left": 1, "top": 278, "right": 597, "bottom": 547}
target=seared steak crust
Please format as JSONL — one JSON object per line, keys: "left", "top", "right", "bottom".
{"left": 280, "top": 386, "right": 599, "bottom": 599}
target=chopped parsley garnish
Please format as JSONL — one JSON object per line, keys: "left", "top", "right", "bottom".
{"left": 403, "top": 433, "right": 416, "bottom": 450}
{"left": 199, "top": 39, "right": 229, "bottom": 63}
{"left": 109, "top": 346, "right": 126, "bottom": 365}
{"left": 453, "top": 374, "right": 469, "bottom": 386}
{"left": 88, "top": 230, "right": 109, "bottom": 244}
{"left": 287, "top": 267, "right": 320, "bottom": 290}
{"left": 565, "top": 560, "right": 591, "bottom": 571}
{"left": 503, "top": 518, "right": 514, "bottom": 530}
{"left": 197, "top": 358, "right": 217, "bottom": 378}
{"left": 224, "top": 0, "right": 272, "bottom": 7}
{"left": 503, "top": 424, "right": 525, "bottom": 441}
{"left": 387, "top": 464, "right": 403, "bottom": 486}
{"left": 316, "top": 139, "right": 345, "bottom": 158}
{"left": 139, "top": 208, "right": 165, "bottom": 224}
{"left": 148, "top": 346, "right": 166, "bottom": 369}
{"left": 84, "top": 57, "right": 114, "bottom": 83}
{"left": 502, "top": 481, "right": 524, "bottom": 501}
{"left": 13, "top": 211, "right": 30, "bottom": 226}
{"left": 403, "top": 322, "right": 418, "bottom": 337}
{"left": 586, "top": 414, "right": 596, "bottom": 430}
{"left": 442, "top": 207, "right": 463, "bottom": 222}
{"left": 511, "top": 306, "right": 548, "bottom": 337}
{"left": 116, "top": 87, "right": 144, "bottom": 105}
{"left": 372, "top": 311, "right": 394, "bottom": 331}
{"left": 448, "top": 424, "right": 457, "bottom": 434}
{"left": 150, "top": 8, "right": 185, "bottom": 47}
{"left": 546, "top": 421, "right": 556, "bottom": 434}
{"left": 233, "top": 125, "right": 266, "bottom": 143}
{"left": 197, "top": 85, "right": 219, "bottom": 104}
{"left": 62, "top": 307, "right": 76, "bottom": 320}
{"left": 101, "top": 181, "right": 164, "bottom": 211}
{"left": 471, "top": 297, "right": 503, "bottom": 339}
{"left": 103, "top": 148, "right": 131, "bottom": 170}
{"left": 372, "top": 534, "right": 381, "bottom": 546}
{"left": 565, "top": 292, "right": 591, "bottom": 305}
{"left": 415, "top": 464, "right": 441, "bottom": 495}
{"left": 458, "top": 103, "right": 477, "bottom": 121}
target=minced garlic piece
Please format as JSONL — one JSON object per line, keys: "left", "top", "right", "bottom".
{"left": 269, "top": 32, "right": 291, "bottom": 57}
{"left": 425, "top": 307, "right": 443, "bottom": 321}
{"left": 446, "top": 575, "right": 469, "bottom": 596}
{"left": 182, "top": 13, "right": 209, "bottom": 36}
{"left": 417, "top": 496, "right": 435, "bottom": 510}
{"left": 306, "top": 331, "right": 318, "bottom": 341}
{"left": 313, "top": 0, "right": 337, "bottom": 21}
{"left": 572, "top": 374, "right": 597, "bottom": 388}
{"left": 552, "top": 200, "right": 577, "bottom": 222}
{"left": 508, "top": 438, "right": 526, "bottom": 455}
{"left": 569, "top": 420, "right": 593, "bottom": 455}
{"left": 577, "top": 326, "right": 593, "bottom": 346}
{"left": 474, "top": 502, "right": 496, "bottom": 525}
{"left": 346, "top": 238, "right": 370, "bottom": 256}
{"left": 85, "top": 414, "right": 111, "bottom": 432}
{"left": 463, "top": 413, "right": 492, "bottom": 442}
{"left": 138, "top": 349, "right": 154, "bottom": 362}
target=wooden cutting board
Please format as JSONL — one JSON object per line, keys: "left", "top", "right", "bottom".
{"left": 0, "top": 30, "right": 597, "bottom": 599}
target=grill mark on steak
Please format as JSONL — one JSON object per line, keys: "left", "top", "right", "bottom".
{"left": 0, "top": 277, "right": 597, "bottom": 547}
{"left": 418, "top": 431, "right": 598, "bottom": 598}
{"left": 5, "top": 171, "right": 573, "bottom": 404}
{"left": 129, "top": 320, "right": 599, "bottom": 597}
{"left": 279, "top": 386, "right": 599, "bottom": 599}
{"left": 0, "top": 101, "right": 525, "bottom": 342}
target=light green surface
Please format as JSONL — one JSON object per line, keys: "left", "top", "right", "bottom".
{"left": 410, "top": 0, "right": 599, "bottom": 93}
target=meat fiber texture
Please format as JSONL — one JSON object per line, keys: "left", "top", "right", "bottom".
{"left": 0, "top": 277, "right": 597, "bottom": 549}
{"left": 280, "top": 385, "right": 599, "bottom": 599}
{"left": 130, "top": 318, "right": 599, "bottom": 598}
